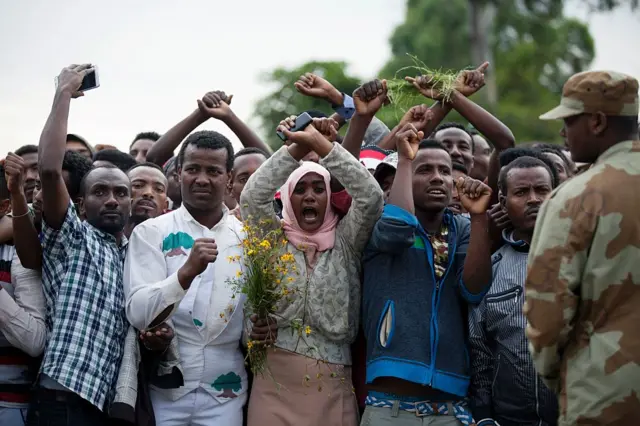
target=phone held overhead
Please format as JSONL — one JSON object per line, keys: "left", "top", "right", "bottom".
{"left": 276, "top": 112, "right": 313, "bottom": 142}
{"left": 55, "top": 65, "right": 100, "bottom": 92}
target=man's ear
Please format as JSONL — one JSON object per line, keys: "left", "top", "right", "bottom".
{"left": 0, "top": 199, "right": 11, "bottom": 216}
{"left": 75, "top": 197, "right": 86, "bottom": 219}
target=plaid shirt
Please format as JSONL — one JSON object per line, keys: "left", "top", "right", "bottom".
{"left": 41, "top": 202, "right": 129, "bottom": 410}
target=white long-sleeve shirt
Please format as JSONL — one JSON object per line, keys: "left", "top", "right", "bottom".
{"left": 0, "top": 250, "right": 46, "bottom": 357}
{"left": 124, "top": 205, "right": 247, "bottom": 402}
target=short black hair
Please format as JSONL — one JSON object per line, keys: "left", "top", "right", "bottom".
{"left": 433, "top": 122, "right": 475, "bottom": 153}
{"left": 80, "top": 163, "right": 127, "bottom": 197}
{"left": 0, "top": 163, "right": 9, "bottom": 200}
{"left": 15, "top": 145, "right": 38, "bottom": 157}
{"left": 130, "top": 131, "right": 161, "bottom": 150}
{"left": 452, "top": 162, "right": 469, "bottom": 175}
{"left": 163, "top": 157, "right": 177, "bottom": 175}
{"left": 233, "top": 147, "right": 270, "bottom": 162}
{"left": 178, "top": 130, "right": 234, "bottom": 172}
{"left": 609, "top": 115, "right": 639, "bottom": 134}
{"left": 127, "top": 161, "right": 165, "bottom": 175}
{"left": 498, "top": 155, "right": 558, "bottom": 194}
{"left": 92, "top": 149, "right": 138, "bottom": 173}
{"left": 418, "top": 139, "right": 450, "bottom": 153}
{"left": 533, "top": 143, "right": 575, "bottom": 173}
{"left": 62, "top": 150, "right": 93, "bottom": 199}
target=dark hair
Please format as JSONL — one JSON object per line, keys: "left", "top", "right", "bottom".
{"left": 418, "top": 139, "right": 450, "bottom": 153}
{"left": 609, "top": 115, "right": 639, "bottom": 134}
{"left": 433, "top": 122, "right": 474, "bottom": 153}
{"left": 92, "top": 149, "right": 138, "bottom": 173}
{"left": 127, "top": 161, "right": 165, "bottom": 175}
{"left": 163, "top": 157, "right": 177, "bottom": 175}
{"left": 233, "top": 147, "right": 270, "bottom": 162}
{"left": 178, "top": 130, "right": 234, "bottom": 172}
{"left": 62, "top": 150, "right": 93, "bottom": 199}
{"left": 80, "top": 163, "right": 124, "bottom": 197}
{"left": 452, "top": 162, "right": 469, "bottom": 175}
{"left": 66, "top": 134, "right": 94, "bottom": 154}
{"left": 533, "top": 143, "right": 575, "bottom": 173}
{"left": 15, "top": 145, "right": 38, "bottom": 157}
{"left": 130, "top": 131, "right": 161, "bottom": 150}
{"left": 498, "top": 156, "right": 558, "bottom": 194}
{"left": 0, "top": 164, "right": 8, "bottom": 200}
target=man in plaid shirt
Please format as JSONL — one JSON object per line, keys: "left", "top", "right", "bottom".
{"left": 26, "top": 64, "right": 131, "bottom": 426}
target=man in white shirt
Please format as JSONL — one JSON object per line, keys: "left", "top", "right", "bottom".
{"left": 125, "top": 130, "right": 247, "bottom": 426}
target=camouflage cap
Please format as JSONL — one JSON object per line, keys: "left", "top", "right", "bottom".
{"left": 540, "top": 71, "right": 639, "bottom": 120}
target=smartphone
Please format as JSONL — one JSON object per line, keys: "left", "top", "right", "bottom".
{"left": 277, "top": 112, "right": 313, "bottom": 142}
{"left": 54, "top": 66, "right": 100, "bottom": 92}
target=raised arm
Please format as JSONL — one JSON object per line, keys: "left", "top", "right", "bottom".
{"left": 4, "top": 153, "right": 41, "bottom": 269}
{"left": 146, "top": 109, "right": 207, "bottom": 166}
{"left": 197, "top": 91, "right": 272, "bottom": 154}
{"left": 294, "top": 72, "right": 354, "bottom": 130}
{"left": 341, "top": 79, "right": 389, "bottom": 160}
{"left": 456, "top": 177, "right": 493, "bottom": 299}
{"left": 377, "top": 104, "right": 436, "bottom": 151}
{"left": 39, "top": 64, "right": 92, "bottom": 229}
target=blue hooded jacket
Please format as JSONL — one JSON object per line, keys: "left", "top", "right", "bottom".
{"left": 362, "top": 204, "right": 490, "bottom": 398}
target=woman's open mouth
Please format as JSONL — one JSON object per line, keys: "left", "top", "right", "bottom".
{"left": 301, "top": 206, "right": 318, "bottom": 223}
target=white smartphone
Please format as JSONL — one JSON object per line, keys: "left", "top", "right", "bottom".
{"left": 54, "top": 66, "right": 100, "bottom": 92}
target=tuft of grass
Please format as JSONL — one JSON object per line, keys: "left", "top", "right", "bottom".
{"left": 386, "top": 54, "right": 467, "bottom": 120}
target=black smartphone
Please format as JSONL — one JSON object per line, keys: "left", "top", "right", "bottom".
{"left": 277, "top": 112, "right": 313, "bottom": 142}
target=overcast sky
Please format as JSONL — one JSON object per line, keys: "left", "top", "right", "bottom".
{"left": 0, "top": 0, "right": 637, "bottom": 154}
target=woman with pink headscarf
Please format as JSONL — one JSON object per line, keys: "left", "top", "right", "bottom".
{"left": 240, "top": 118, "right": 383, "bottom": 426}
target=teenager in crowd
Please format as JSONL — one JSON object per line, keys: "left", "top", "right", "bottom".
{"left": 526, "top": 70, "right": 640, "bottom": 424}
{"left": 125, "top": 130, "right": 247, "bottom": 426}
{"left": 93, "top": 149, "right": 138, "bottom": 173}
{"left": 227, "top": 147, "right": 269, "bottom": 220}
{"left": 362, "top": 123, "right": 492, "bottom": 425}
{"left": 468, "top": 130, "right": 491, "bottom": 182}
{"left": 65, "top": 133, "right": 94, "bottom": 160}
{"left": 469, "top": 155, "right": 559, "bottom": 426}
{"left": 163, "top": 157, "right": 181, "bottom": 211}
{"left": 130, "top": 132, "right": 161, "bottom": 163}
{"left": 0, "top": 160, "right": 44, "bottom": 426}
{"left": 242, "top": 117, "right": 383, "bottom": 426}
{"left": 124, "top": 162, "right": 169, "bottom": 238}
{"left": 13, "top": 145, "right": 39, "bottom": 204}
{"left": 28, "top": 64, "right": 131, "bottom": 426}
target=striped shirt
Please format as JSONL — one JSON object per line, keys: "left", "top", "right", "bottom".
{"left": 41, "top": 202, "right": 128, "bottom": 411}
{"left": 468, "top": 231, "right": 557, "bottom": 426}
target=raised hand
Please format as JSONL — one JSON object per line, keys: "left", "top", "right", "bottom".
{"left": 3, "top": 153, "right": 26, "bottom": 194}
{"left": 456, "top": 176, "right": 492, "bottom": 215}
{"left": 276, "top": 115, "right": 298, "bottom": 146}
{"left": 282, "top": 118, "right": 336, "bottom": 148}
{"left": 294, "top": 73, "right": 343, "bottom": 105}
{"left": 197, "top": 90, "right": 234, "bottom": 120}
{"left": 488, "top": 203, "right": 511, "bottom": 230}
{"left": 353, "top": 79, "right": 390, "bottom": 118}
{"left": 405, "top": 75, "right": 444, "bottom": 101}
{"left": 398, "top": 104, "right": 434, "bottom": 131}
{"left": 454, "top": 62, "right": 489, "bottom": 97}
{"left": 394, "top": 123, "right": 424, "bottom": 161}
{"left": 56, "top": 64, "right": 93, "bottom": 98}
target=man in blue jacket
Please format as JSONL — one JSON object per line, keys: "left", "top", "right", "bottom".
{"left": 362, "top": 123, "right": 493, "bottom": 426}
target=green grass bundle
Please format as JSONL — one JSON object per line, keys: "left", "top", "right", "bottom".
{"left": 386, "top": 54, "right": 466, "bottom": 119}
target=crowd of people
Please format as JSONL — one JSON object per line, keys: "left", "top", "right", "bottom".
{"left": 0, "top": 62, "right": 638, "bottom": 426}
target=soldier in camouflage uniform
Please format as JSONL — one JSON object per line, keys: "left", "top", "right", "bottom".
{"left": 524, "top": 70, "right": 640, "bottom": 425}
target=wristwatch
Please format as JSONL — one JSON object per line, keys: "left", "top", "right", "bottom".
{"left": 331, "top": 93, "right": 356, "bottom": 121}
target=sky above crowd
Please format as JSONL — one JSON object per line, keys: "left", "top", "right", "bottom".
{"left": 0, "top": 0, "right": 637, "bottom": 154}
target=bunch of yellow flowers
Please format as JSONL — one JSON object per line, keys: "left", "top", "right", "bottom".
{"left": 226, "top": 216, "right": 298, "bottom": 376}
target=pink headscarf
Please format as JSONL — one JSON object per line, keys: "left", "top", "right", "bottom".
{"left": 280, "top": 162, "right": 339, "bottom": 268}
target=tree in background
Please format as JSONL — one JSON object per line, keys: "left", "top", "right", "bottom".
{"left": 254, "top": 61, "right": 360, "bottom": 150}
{"left": 254, "top": 1, "right": 634, "bottom": 147}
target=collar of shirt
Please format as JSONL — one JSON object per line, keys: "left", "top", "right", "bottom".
{"left": 177, "top": 203, "right": 233, "bottom": 232}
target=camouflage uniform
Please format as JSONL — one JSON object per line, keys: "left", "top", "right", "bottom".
{"left": 525, "top": 71, "right": 640, "bottom": 425}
